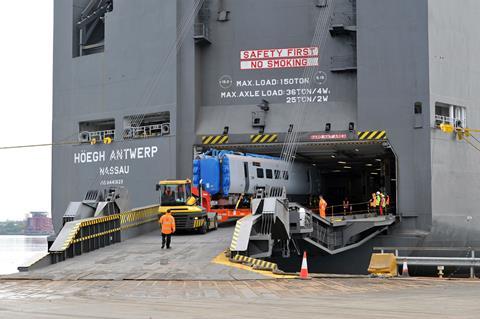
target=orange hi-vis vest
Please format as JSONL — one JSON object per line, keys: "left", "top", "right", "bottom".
{"left": 319, "top": 199, "right": 327, "bottom": 218}
{"left": 159, "top": 213, "right": 176, "bottom": 235}
{"left": 370, "top": 194, "right": 377, "bottom": 207}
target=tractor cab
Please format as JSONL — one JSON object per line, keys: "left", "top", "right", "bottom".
{"left": 157, "top": 180, "right": 195, "bottom": 207}
{"left": 156, "top": 179, "right": 217, "bottom": 233}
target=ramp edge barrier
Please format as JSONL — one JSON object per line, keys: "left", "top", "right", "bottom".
{"left": 29, "top": 205, "right": 160, "bottom": 269}
{"left": 228, "top": 251, "right": 282, "bottom": 273}
{"left": 374, "top": 247, "right": 480, "bottom": 278}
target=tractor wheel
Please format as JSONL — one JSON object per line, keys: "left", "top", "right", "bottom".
{"left": 199, "top": 218, "right": 208, "bottom": 234}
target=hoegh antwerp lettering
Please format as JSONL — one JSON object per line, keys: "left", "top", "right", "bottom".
{"left": 73, "top": 146, "right": 159, "bottom": 164}
{"left": 241, "top": 47, "right": 319, "bottom": 70}
{"left": 74, "top": 146, "right": 159, "bottom": 178}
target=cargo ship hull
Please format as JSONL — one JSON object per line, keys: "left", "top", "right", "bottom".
{"left": 52, "top": 0, "right": 480, "bottom": 273}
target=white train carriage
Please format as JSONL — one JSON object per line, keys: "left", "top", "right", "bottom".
{"left": 193, "top": 151, "right": 320, "bottom": 197}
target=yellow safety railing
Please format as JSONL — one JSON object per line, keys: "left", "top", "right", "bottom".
{"left": 50, "top": 205, "right": 160, "bottom": 264}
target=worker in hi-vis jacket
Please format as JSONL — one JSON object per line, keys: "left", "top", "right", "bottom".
{"left": 159, "top": 210, "right": 176, "bottom": 249}
{"left": 319, "top": 196, "right": 328, "bottom": 219}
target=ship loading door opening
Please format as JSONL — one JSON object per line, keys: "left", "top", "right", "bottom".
{"left": 311, "top": 142, "right": 397, "bottom": 216}
{"left": 201, "top": 139, "right": 398, "bottom": 216}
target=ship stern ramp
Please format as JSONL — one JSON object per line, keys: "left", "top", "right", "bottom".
{"left": 230, "top": 195, "right": 396, "bottom": 263}
{"left": 304, "top": 213, "right": 396, "bottom": 255}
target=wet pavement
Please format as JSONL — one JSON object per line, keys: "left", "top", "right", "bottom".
{"left": 1, "top": 226, "right": 266, "bottom": 281}
{"left": 2, "top": 225, "right": 480, "bottom": 318}
{"left": 0, "top": 277, "right": 479, "bottom": 318}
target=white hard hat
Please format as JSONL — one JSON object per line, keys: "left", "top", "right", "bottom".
{"left": 376, "top": 191, "right": 380, "bottom": 195}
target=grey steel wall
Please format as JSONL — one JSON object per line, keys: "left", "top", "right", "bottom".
{"left": 428, "top": 0, "right": 480, "bottom": 246}
{"left": 52, "top": 0, "right": 180, "bottom": 232}
{"left": 52, "top": 0, "right": 480, "bottom": 249}
{"left": 52, "top": 0, "right": 358, "bottom": 232}
{"left": 197, "top": 0, "right": 357, "bottom": 135}
{"left": 357, "top": 0, "right": 432, "bottom": 234}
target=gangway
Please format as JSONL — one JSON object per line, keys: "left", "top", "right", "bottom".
{"left": 230, "top": 189, "right": 396, "bottom": 260}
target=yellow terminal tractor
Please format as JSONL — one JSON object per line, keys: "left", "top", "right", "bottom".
{"left": 156, "top": 179, "right": 218, "bottom": 234}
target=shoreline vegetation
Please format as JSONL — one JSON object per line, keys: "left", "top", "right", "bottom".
{"left": 0, "top": 221, "right": 52, "bottom": 236}
{"left": 0, "top": 221, "right": 25, "bottom": 235}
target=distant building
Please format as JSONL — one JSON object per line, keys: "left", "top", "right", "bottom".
{"left": 25, "top": 212, "right": 54, "bottom": 235}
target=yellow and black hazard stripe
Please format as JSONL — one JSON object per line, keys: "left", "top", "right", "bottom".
{"left": 250, "top": 134, "right": 278, "bottom": 144}
{"left": 202, "top": 135, "right": 229, "bottom": 145}
{"left": 72, "top": 228, "right": 121, "bottom": 244}
{"left": 193, "top": 218, "right": 206, "bottom": 228}
{"left": 357, "top": 130, "right": 387, "bottom": 140}
{"left": 120, "top": 206, "right": 159, "bottom": 225}
{"left": 81, "top": 215, "right": 120, "bottom": 227}
{"left": 231, "top": 254, "right": 278, "bottom": 271}
{"left": 230, "top": 220, "right": 243, "bottom": 251}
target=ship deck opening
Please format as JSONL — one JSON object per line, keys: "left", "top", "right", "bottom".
{"left": 203, "top": 139, "right": 397, "bottom": 215}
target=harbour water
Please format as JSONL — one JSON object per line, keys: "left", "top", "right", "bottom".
{"left": 0, "top": 235, "right": 47, "bottom": 275}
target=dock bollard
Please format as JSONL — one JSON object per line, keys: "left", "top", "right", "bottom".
{"left": 437, "top": 266, "right": 444, "bottom": 278}
{"left": 401, "top": 261, "right": 409, "bottom": 277}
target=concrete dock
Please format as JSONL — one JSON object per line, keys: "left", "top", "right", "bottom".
{"left": 1, "top": 278, "right": 479, "bottom": 318}
{"left": 2, "top": 226, "right": 480, "bottom": 318}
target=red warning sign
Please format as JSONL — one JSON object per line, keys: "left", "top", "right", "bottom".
{"left": 309, "top": 133, "right": 348, "bottom": 141}
{"left": 240, "top": 47, "right": 319, "bottom": 70}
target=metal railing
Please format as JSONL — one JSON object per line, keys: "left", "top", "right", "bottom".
{"left": 124, "top": 123, "right": 170, "bottom": 139}
{"left": 50, "top": 215, "right": 121, "bottom": 264}
{"left": 49, "top": 206, "right": 160, "bottom": 264}
{"left": 79, "top": 130, "right": 115, "bottom": 143}
{"left": 374, "top": 246, "right": 479, "bottom": 278}
{"left": 434, "top": 115, "right": 465, "bottom": 128}
{"left": 311, "top": 200, "right": 396, "bottom": 220}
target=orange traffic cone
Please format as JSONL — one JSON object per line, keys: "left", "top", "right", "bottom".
{"left": 401, "top": 261, "right": 409, "bottom": 277}
{"left": 300, "top": 251, "right": 310, "bottom": 279}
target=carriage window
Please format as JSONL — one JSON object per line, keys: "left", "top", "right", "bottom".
{"left": 266, "top": 169, "right": 273, "bottom": 179}
{"left": 257, "top": 168, "right": 264, "bottom": 179}
{"left": 274, "top": 170, "right": 281, "bottom": 179}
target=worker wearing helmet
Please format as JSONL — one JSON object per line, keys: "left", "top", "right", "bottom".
{"left": 159, "top": 209, "right": 176, "bottom": 249}
{"left": 319, "top": 196, "right": 328, "bottom": 219}
{"left": 380, "top": 194, "right": 386, "bottom": 216}
{"left": 375, "top": 191, "right": 382, "bottom": 214}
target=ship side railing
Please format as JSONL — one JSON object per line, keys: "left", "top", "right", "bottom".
{"left": 374, "top": 246, "right": 480, "bottom": 278}
{"left": 48, "top": 205, "right": 160, "bottom": 265}
{"left": 123, "top": 123, "right": 170, "bottom": 139}
{"left": 434, "top": 115, "right": 464, "bottom": 128}
{"left": 79, "top": 129, "right": 116, "bottom": 143}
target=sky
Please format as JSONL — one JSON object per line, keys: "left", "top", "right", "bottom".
{"left": 0, "top": 1, "right": 53, "bottom": 221}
